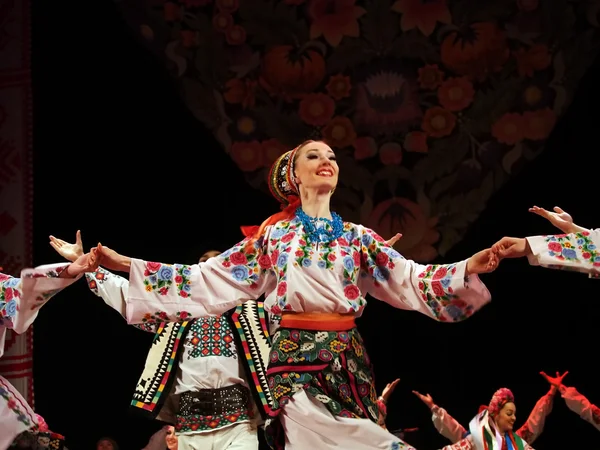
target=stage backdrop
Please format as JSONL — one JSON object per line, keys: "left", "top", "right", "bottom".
{"left": 0, "top": 0, "right": 34, "bottom": 404}
{"left": 118, "top": 0, "right": 599, "bottom": 261}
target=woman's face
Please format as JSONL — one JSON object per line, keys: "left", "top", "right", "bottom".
{"left": 293, "top": 141, "right": 338, "bottom": 194}
{"left": 495, "top": 402, "right": 516, "bottom": 433}
{"left": 96, "top": 439, "right": 115, "bottom": 450}
{"left": 165, "top": 426, "right": 178, "bottom": 450}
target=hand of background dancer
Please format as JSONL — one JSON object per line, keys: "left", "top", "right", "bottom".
{"left": 61, "top": 247, "right": 101, "bottom": 277}
{"left": 49, "top": 230, "right": 84, "bottom": 262}
{"left": 380, "top": 378, "right": 400, "bottom": 403}
{"left": 412, "top": 390, "right": 435, "bottom": 409}
{"left": 540, "top": 370, "right": 569, "bottom": 390}
{"left": 529, "top": 205, "right": 585, "bottom": 234}
{"left": 491, "top": 237, "right": 531, "bottom": 259}
{"left": 466, "top": 248, "right": 499, "bottom": 275}
{"left": 95, "top": 243, "right": 131, "bottom": 272}
{"left": 386, "top": 233, "right": 402, "bottom": 247}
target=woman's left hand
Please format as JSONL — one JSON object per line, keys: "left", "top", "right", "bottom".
{"left": 466, "top": 248, "right": 499, "bottom": 275}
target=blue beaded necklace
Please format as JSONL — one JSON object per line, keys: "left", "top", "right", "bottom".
{"left": 296, "top": 207, "right": 344, "bottom": 244}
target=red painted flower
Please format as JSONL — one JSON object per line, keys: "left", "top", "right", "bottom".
{"left": 308, "top": 0, "right": 366, "bottom": 47}
{"left": 391, "top": 0, "right": 451, "bottom": 36}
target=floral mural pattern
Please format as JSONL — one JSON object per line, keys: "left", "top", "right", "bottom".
{"left": 122, "top": 0, "right": 600, "bottom": 261}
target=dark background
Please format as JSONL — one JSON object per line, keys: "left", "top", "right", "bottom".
{"left": 31, "top": 0, "right": 598, "bottom": 448}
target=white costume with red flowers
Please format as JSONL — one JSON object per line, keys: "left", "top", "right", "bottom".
{"left": 122, "top": 218, "right": 491, "bottom": 450}
{"left": 0, "top": 264, "right": 80, "bottom": 450}
{"left": 558, "top": 385, "right": 600, "bottom": 431}
{"left": 526, "top": 229, "right": 600, "bottom": 277}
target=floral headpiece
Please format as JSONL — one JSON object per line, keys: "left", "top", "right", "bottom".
{"left": 268, "top": 146, "right": 300, "bottom": 207}
{"left": 487, "top": 387, "right": 514, "bottom": 417}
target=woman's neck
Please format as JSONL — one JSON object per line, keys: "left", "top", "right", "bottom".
{"left": 299, "top": 189, "right": 332, "bottom": 219}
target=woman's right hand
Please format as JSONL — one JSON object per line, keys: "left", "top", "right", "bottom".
{"left": 49, "top": 230, "right": 84, "bottom": 262}
{"left": 96, "top": 243, "right": 132, "bottom": 272}
{"left": 529, "top": 205, "right": 578, "bottom": 234}
{"left": 412, "top": 390, "right": 434, "bottom": 409}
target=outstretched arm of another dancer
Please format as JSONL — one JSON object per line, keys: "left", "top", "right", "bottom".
{"left": 358, "top": 226, "right": 496, "bottom": 322}
{"left": 541, "top": 371, "right": 600, "bottom": 431}
{"left": 376, "top": 378, "right": 400, "bottom": 428}
{"left": 92, "top": 233, "right": 276, "bottom": 324}
{"left": 492, "top": 206, "right": 599, "bottom": 276}
{"left": 50, "top": 231, "right": 160, "bottom": 333}
{"left": 515, "top": 379, "right": 560, "bottom": 444}
{"left": 413, "top": 390, "right": 466, "bottom": 443}
{"left": 0, "top": 249, "right": 99, "bottom": 354}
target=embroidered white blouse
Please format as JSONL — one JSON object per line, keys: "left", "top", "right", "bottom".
{"left": 123, "top": 219, "right": 491, "bottom": 325}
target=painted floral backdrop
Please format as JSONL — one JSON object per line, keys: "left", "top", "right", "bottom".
{"left": 118, "top": 0, "right": 600, "bottom": 261}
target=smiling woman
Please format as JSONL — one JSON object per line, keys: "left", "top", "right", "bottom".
{"left": 91, "top": 139, "right": 501, "bottom": 450}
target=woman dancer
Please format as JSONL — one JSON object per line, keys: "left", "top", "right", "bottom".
{"left": 440, "top": 388, "right": 534, "bottom": 449}
{"left": 92, "top": 140, "right": 498, "bottom": 450}
{"left": 412, "top": 380, "right": 556, "bottom": 445}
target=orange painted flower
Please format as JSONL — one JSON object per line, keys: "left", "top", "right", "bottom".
{"left": 404, "top": 131, "right": 428, "bottom": 153}
{"left": 299, "top": 93, "right": 336, "bottom": 126}
{"left": 260, "top": 45, "right": 326, "bottom": 100}
{"left": 308, "top": 0, "right": 366, "bottom": 47}
{"left": 230, "top": 140, "right": 263, "bottom": 172}
{"left": 223, "top": 78, "right": 257, "bottom": 109}
{"left": 326, "top": 74, "right": 352, "bottom": 100}
{"left": 391, "top": 0, "right": 451, "bottom": 37}
{"left": 213, "top": 12, "right": 233, "bottom": 33}
{"left": 440, "top": 22, "right": 509, "bottom": 82}
{"left": 322, "top": 116, "right": 357, "bottom": 148}
{"left": 421, "top": 107, "right": 456, "bottom": 138}
{"left": 225, "top": 25, "right": 247, "bottom": 45}
{"left": 379, "top": 142, "right": 403, "bottom": 165}
{"left": 353, "top": 136, "right": 378, "bottom": 160}
{"left": 514, "top": 44, "right": 551, "bottom": 77}
{"left": 491, "top": 113, "right": 524, "bottom": 145}
{"left": 437, "top": 77, "right": 474, "bottom": 111}
{"left": 366, "top": 197, "right": 440, "bottom": 262}
{"left": 261, "top": 139, "right": 289, "bottom": 166}
{"left": 417, "top": 64, "right": 445, "bottom": 90}
{"left": 522, "top": 108, "right": 556, "bottom": 141}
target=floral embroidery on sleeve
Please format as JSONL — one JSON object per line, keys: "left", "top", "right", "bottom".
{"left": 221, "top": 235, "right": 273, "bottom": 289}
{"left": 0, "top": 274, "right": 21, "bottom": 327}
{"left": 360, "top": 228, "right": 402, "bottom": 285}
{"left": 85, "top": 267, "right": 109, "bottom": 294}
{"left": 544, "top": 231, "right": 600, "bottom": 267}
{"left": 174, "top": 264, "right": 193, "bottom": 298}
{"left": 143, "top": 262, "right": 174, "bottom": 295}
{"left": 417, "top": 265, "right": 474, "bottom": 321}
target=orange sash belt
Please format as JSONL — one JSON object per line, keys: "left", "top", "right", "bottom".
{"left": 280, "top": 312, "right": 356, "bottom": 331}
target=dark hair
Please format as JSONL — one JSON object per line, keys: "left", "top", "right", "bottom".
{"left": 198, "top": 250, "right": 221, "bottom": 263}
{"left": 96, "top": 437, "right": 119, "bottom": 450}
